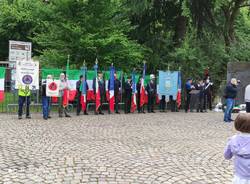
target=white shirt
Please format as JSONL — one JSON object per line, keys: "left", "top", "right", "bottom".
{"left": 245, "top": 84, "right": 250, "bottom": 102}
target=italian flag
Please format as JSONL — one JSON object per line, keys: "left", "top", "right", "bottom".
{"left": 131, "top": 72, "right": 137, "bottom": 112}
{"left": 109, "top": 66, "right": 115, "bottom": 112}
{"left": 94, "top": 63, "right": 101, "bottom": 111}
{"left": 86, "top": 71, "right": 95, "bottom": 101}
{"left": 140, "top": 63, "right": 146, "bottom": 107}
{"left": 0, "top": 67, "right": 5, "bottom": 102}
{"left": 66, "top": 70, "right": 79, "bottom": 101}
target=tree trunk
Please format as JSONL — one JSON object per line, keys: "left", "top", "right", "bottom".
{"left": 173, "top": 15, "right": 188, "bottom": 46}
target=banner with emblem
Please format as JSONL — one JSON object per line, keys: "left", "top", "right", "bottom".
{"left": 15, "top": 60, "right": 39, "bottom": 90}
{"left": 158, "top": 71, "right": 179, "bottom": 100}
{"left": 46, "top": 79, "right": 60, "bottom": 97}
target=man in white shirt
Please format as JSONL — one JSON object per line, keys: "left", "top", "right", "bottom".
{"left": 245, "top": 84, "right": 250, "bottom": 113}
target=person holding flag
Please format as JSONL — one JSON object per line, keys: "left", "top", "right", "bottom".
{"left": 124, "top": 76, "right": 132, "bottom": 114}
{"left": 76, "top": 75, "right": 89, "bottom": 116}
{"left": 108, "top": 67, "right": 121, "bottom": 114}
{"left": 93, "top": 61, "right": 105, "bottom": 115}
{"left": 136, "top": 76, "right": 145, "bottom": 113}
{"left": 146, "top": 74, "right": 157, "bottom": 113}
{"left": 58, "top": 73, "right": 71, "bottom": 118}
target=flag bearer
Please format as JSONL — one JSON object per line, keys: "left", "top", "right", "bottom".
{"left": 124, "top": 76, "right": 132, "bottom": 114}
{"left": 76, "top": 75, "right": 88, "bottom": 115}
{"left": 58, "top": 73, "right": 71, "bottom": 118}
{"left": 146, "top": 74, "right": 157, "bottom": 113}
{"left": 93, "top": 72, "right": 105, "bottom": 115}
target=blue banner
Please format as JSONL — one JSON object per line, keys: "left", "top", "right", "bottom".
{"left": 158, "top": 71, "right": 179, "bottom": 100}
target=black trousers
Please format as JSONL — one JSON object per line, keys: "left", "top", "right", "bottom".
{"left": 96, "top": 94, "right": 105, "bottom": 113}
{"left": 147, "top": 94, "right": 155, "bottom": 112}
{"left": 18, "top": 96, "right": 30, "bottom": 117}
{"left": 197, "top": 96, "right": 204, "bottom": 112}
{"left": 124, "top": 94, "right": 131, "bottom": 113}
{"left": 246, "top": 102, "right": 250, "bottom": 113}
{"left": 204, "top": 93, "right": 212, "bottom": 110}
{"left": 185, "top": 93, "right": 191, "bottom": 112}
{"left": 160, "top": 96, "right": 166, "bottom": 111}
{"left": 115, "top": 94, "right": 119, "bottom": 113}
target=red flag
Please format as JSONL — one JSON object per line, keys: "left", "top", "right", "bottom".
{"left": 131, "top": 93, "right": 137, "bottom": 112}
{"left": 177, "top": 71, "right": 182, "bottom": 109}
{"left": 81, "top": 94, "right": 87, "bottom": 111}
{"left": 109, "top": 66, "right": 115, "bottom": 113}
{"left": 140, "top": 63, "right": 146, "bottom": 107}
{"left": 63, "top": 89, "right": 69, "bottom": 107}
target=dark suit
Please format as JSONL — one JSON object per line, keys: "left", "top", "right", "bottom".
{"left": 124, "top": 81, "right": 132, "bottom": 113}
{"left": 146, "top": 80, "right": 156, "bottom": 113}
{"left": 93, "top": 78, "right": 106, "bottom": 113}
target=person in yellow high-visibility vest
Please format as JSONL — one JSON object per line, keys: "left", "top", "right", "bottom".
{"left": 18, "top": 85, "right": 31, "bottom": 119}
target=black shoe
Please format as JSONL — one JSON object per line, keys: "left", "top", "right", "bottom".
{"left": 99, "top": 112, "right": 104, "bottom": 115}
{"left": 84, "top": 112, "right": 88, "bottom": 115}
{"left": 115, "top": 111, "right": 120, "bottom": 114}
{"left": 18, "top": 116, "right": 22, "bottom": 120}
{"left": 65, "top": 114, "right": 71, "bottom": 118}
{"left": 43, "top": 117, "right": 48, "bottom": 120}
{"left": 48, "top": 116, "right": 51, "bottom": 119}
{"left": 142, "top": 111, "right": 145, "bottom": 114}
{"left": 26, "top": 116, "right": 31, "bottom": 119}
{"left": 151, "top": 111, "right": 155, "bottom": 113}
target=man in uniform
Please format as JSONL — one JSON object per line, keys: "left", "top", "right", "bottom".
{"left": 93, "top": 72, "right": 105, "bottom": 115}
{"left": 136, "top": 76, "right": 145, "bottom": 113}
{"left": 185, "top": 78, "right": 195, "bottom": 113}
{"left": 124, "top": 76, "right": 132, "bottom": 114}
{"left": 146, "top": 74, "right": 156, "bottom": 113}
{"left": 18, "top": 85, "right": 31, "bottom": 119}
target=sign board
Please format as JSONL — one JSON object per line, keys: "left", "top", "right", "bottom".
{"left": 9, "top": 40, "right": 32, "bottom": 62}
{"left": 15, "top": 61, "right": 39, "bottom": 90}
{"left": 46, "top": 80, "right": 60, "bottom": 97}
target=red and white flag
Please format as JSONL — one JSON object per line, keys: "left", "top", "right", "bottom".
{"left": 140, "top": 63, "right": 146, "bottom": 107}
{"left": 94, "top": 64, "right": 101, "bottom": 111}
{"left": 109, "top": 66, "right": 115, "bottom": 112}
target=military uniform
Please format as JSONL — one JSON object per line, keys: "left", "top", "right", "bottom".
{"left": 124, "top": 80, "right": 132, "bottom": 114}
{"left": 146, "top": 79, "right": 156, "bottom": 113}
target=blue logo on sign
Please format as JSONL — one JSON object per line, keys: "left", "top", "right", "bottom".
{"left": 22, "top": 75, "right": 33, "bottom": 85}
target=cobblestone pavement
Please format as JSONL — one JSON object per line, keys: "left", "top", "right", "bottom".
{"left": 0, "top": 112, "right": 236, "bottom": 184}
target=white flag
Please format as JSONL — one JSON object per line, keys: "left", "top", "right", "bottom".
{"left": 46, "top": 79, "right": 60, "bottom": 97}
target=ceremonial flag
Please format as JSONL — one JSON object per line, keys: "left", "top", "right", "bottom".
{"left": 46, "top": 79, "right": 60, "bottom": 97}
{"left": 86, "top": 71, "right": 95, "bottom": 101}
{"left": 94, "top": 61, "right": 101, "bottom": 111}
{"left": 140, "top": 63, "right": 146, "bottom": 107}
{"left": 177, "top": 71, "right": 182, "bottom": 109}
{"left": 80, "top": 65, "right": 87, "bottom": 111}
{"left": 109, "top": 66, "right": 115, "bottom": 112}
{"left": 131, "top": 71, "right": 137, "bottom": 112}
{"left": 0, "top": 67, "right": 5, "bottom": 102}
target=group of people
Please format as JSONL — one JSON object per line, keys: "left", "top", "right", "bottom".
{"left": 17, "top": 72, "right": 158, "bottom": 120}
{"left": 184, "top": 76, "right": 213, "bottom": 113}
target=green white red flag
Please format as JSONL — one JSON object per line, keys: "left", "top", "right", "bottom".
{"left": 0, "top": 67, "right": 5, "bottom": 102}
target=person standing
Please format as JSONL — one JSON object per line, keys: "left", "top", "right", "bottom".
{"left": 224, "top": 113, "right": 250, "bottom": 184}
{"left": 76, "top": 75, "right": 89, "bottom": 115}
{"left": 204, "top": 76, "right": 213, "bottom": 111}
{"left": 18, "top": 85, "right": 31, "bottom": 119}
{"left": 159, "top": 95, "right": 166, "bottom": 112}
{"left": 42, "top": 75, "right": 52, "bottom": 120}
{"left": 224, "top": 78, "right": 238, "bottom": 122}
{"left": 185, "top": 78, "right": 194, "bottom": 113}
{"left": 196, "top": 79, "right": 205, "bottom": 113}
{"left": 124, "top": 76, "right": 132, "bottom": 114}
{"left": 136, "top": 76, "right": 145, "bottom": 113}
{"left": 58, "top": 73, "right": 71, "bottom": 118}
{"left": 108, "top": 72, "right": 121, "bottom": 114}
{"left": 146, "top": 74, "right": 156, "bottom": 113}
{"left": 245, "top": 84, "right": 250, "bottom": 113}
{"left": 93, "top": 72, "right": 105, "bottom": 115}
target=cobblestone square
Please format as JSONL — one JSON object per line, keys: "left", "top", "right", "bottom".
{"left": 0, "top": 112, "right": 235, "bottom": 184}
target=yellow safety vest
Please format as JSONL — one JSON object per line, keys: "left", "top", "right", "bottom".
{"left": 18, "top": 85, "right": 31, "bottom": 96}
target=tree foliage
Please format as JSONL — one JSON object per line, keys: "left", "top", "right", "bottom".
{"left": 0, "top": 0, "right": 250, "bottom": 93}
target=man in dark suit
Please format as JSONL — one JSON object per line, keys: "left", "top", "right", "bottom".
{"left": 146, "top": 74, "right": 157, "bottom": 113}
{"left": 124, "top": 76, "right": 132, "bottom": 114}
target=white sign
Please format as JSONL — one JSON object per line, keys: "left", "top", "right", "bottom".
{"left": 9, "top": 40, "right": 32, "bottom": 62}
{"left": 46, "top": 80, "right": 60, "bottom": 97}
{"left": 15, "top": 61, "right": 39, "bottom": 90}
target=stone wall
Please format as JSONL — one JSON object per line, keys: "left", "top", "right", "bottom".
{"left": 227, "top": 62, "right": 250, "bottom": 104}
